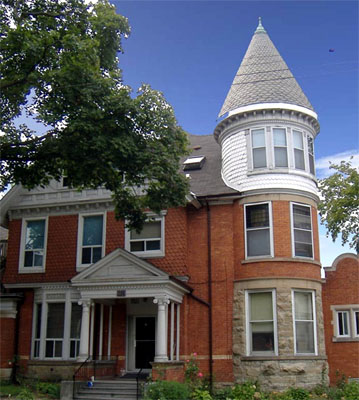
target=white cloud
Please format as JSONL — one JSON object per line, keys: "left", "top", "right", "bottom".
{"left": 316, "top": 149, "right": 359, "bottom": 178}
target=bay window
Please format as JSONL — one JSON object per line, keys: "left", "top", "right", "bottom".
{"left": 45, "top": 303, "right": 65, "bottom": 358}
{"left": 291, "top": 203, "right": 313, "bottom": 258}
{"left": 245, "top": 203, "right": 273, "bottom": 258}
{"left": 292, "top": 290, "right": 317, "bottom": 354}
{"left": 246, "top": 290, "right": 277, "bottom": 355}
{"left": 293, "top": 130, "right": 305, "bottom": 170}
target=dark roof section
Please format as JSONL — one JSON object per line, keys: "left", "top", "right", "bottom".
{"left": 182, "top": 134, "right": 237, "bottom": 198}
{"left": 219, "top": 20, "right": 314, "bottom": 117}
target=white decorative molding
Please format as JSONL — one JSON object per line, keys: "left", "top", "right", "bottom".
{"left": 0, "top": 298, "right": 18, "bottom": 318}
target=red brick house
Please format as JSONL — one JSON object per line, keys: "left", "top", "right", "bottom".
{"left": 0, "top": 19, "right": 357, "bottom": 391}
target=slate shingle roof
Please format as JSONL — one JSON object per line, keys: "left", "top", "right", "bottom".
{"left": 219, "top": 21, "right": 314, "bottom": 117}
{"left": 182, "top": 134, "right": 237, "bottom": 197}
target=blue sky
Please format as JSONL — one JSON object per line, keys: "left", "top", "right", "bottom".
{"left": 113, "top": 0, "right": 359, "bottom": 266}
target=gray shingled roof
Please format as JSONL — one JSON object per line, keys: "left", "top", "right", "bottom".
{"left": 181, "top": 134, "right": 237, "bottom": 197}
{"left": 219, "top": 20, "right": 314, "bottom": 117}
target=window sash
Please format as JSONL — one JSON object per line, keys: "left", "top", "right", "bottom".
{"left": 251, "top": 129, "right": 266, "bottom": 169}
{"left": 293, "top": 131, "right": 305, "bottom": 170}
{"left": 307, "top": 136, "right": 315, "bottom": 175}
{"left": 292, "top": 204, "right": 313, "bottom": 258}
{"left": 23, "top": 220, "right": 46, "bottom": 268}
{"left": 293, "top": 291, "right": 316, "bottom": 354}
{"left": 247, "top": 291, "right": 276, "bottom": 354}
{"left": 79, "top": 214, "right": 104, "bottom": 266}
{"left": 129, "top": 219, "right": 163, "bottom": 254}
{"left": 273, "top": 128, "right": 288, "bottom": 167}
{"left": 245, "top": 203, "right": 272, "bottom": 258}
{"left": 337, "top": 311, "right": 350, "bottom": 337}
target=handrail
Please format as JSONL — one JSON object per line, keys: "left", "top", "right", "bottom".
{"left": 136, "top": 368, "right": 143, "bottom": 400}
{"left": 73, "top": 356, "right": 92, "bottom": 399}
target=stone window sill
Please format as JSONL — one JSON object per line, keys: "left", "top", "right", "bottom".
{"left": 241, "top": 257, "right": 321, "bottom": 266}
{"left": 241, "top": 355, "right": 327, "bottom": 361}
{"left": 332, "top": 337, "right": 359, "bottom": 343}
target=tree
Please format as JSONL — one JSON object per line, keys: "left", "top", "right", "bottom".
{"left": 318, "top": 160, "right": 359, "bottom": 254}
{"left": 0, "top": 0, "right": 189, "bottom": 230}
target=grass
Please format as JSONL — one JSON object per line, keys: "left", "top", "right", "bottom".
{"left": 0, "top": 380, "right": 60, "bottom": 399}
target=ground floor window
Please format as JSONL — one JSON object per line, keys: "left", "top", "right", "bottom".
{"left": 292, "top": 290, "right": 317, "bottom": 354}
{"left": 246, "top": 290, "right": 277, "bottom": 355}
{"left": 332, "top": 306, "right": 359, "bottom": 340}
{"left": 32, "top": 291, "right": 82, "bottom": 360}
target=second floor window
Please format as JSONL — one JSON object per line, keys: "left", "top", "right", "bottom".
{"left": 251, "top": 128, "right": 267, "bottom": 169}
{"left": 24, "top": 220, "right": 46, "bottom": 267}
{"left": 273, "top": 128, "right": 288, "bottom": 167}
{"left": 291, "top": 203, "right": 313, "bottom": 258}
{"left": 245, "top": 203, "right": 272, "bottom": 258}
{"left": 79, "top": 215, "right": 104, "bottom": 266}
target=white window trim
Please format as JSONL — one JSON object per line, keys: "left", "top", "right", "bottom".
{"left": 290, "top": 202, "right": 314, "bottom": 259}
{"left": 19, "top": 217, "right": 48, "bottom": 274}
{"left": 336, "top": 310, "right": 350, "bottom": 337}
{"left": 244, "top": 202, "right": 274, "bottom": 259}
{"left": 292, "top": 289, "right": 318, "bottom": 355}
{"left": 32, "top": 290, "right": 81, "bottom": 360}
{"left": 245, "top": 289, "right": 278, "bottom": 356}
{"left": 76, "top": 212, "right": 106, "bottom": 271}
{"left": 125, "top": 214, "right": 165, "bottom": 258}
{"left": 331, "top": 305, "right": 359, "bottom": 341}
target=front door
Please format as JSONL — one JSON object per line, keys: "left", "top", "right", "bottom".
{"left": 135, "top": 317, "right": 155, "bottom": 369}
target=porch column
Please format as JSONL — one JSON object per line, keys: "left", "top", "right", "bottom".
{"left": 153, "top": 296, "right": 170, "bottom": 362}
{"left": 78, "top": 299, "right": 92, "bottom": 362}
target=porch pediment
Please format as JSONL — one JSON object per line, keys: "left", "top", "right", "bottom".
{"left": 71, "top": 248, "right": 169, "bottom": 284}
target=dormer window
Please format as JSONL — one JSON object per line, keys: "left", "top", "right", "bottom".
{"left": 183, "top": 156, "right": 206, "bottom": 171}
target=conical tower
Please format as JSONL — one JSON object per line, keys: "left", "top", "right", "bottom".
{"left": 215, "top": 19, "right": 328, "bottom": 390}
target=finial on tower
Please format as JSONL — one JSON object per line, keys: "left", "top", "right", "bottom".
{"left": 255, "top": 17, "right": 266, "bottom": 34}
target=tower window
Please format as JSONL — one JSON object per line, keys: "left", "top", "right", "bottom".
{"left": 293, "top": 130, "right": 305, "bottom": 170}
{"left": 291, "top": 203, "right": 313, "bottom": 258}
{"left": 245, "top": 202, "right": 273, "bottom": 258}
{"left": 307, "top": 136, "right": 315, "bottom": 175}
{"left": 251, "top": 129, "right": 267, "bottom": 169}
{"left": 273, "top": 128, "right": 288, "bottom": 167}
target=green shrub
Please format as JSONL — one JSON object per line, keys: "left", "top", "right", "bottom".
{"left": 193, "top": 388, "right": 213, "bottom": 400}
{"left": 17, "top": 388, "right": 35, "bottom": 400}
{"left": 285, "top": 387, "right": 310, "bottom": 400}
{"left": 37, "top": 382, "right": 61, "bottom": 399}
{"left": 343, "top": 381, "right": 359, "bottom": 400}
{"left": 232, "top": 382, "right": 259, "bottom": 400}
{"left": 144, "top": 380, "right": 191, "bottom": 400}
{"left": 213, "top": 386, "right": 234, "bottom": 400}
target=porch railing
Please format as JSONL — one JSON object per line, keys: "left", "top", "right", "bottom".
{"left": 72, "top": 355, "right": 117, "bottom": 398}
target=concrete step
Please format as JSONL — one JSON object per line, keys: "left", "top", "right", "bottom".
{"left": 74, "top": 379, "right": 144, "bottom": 400}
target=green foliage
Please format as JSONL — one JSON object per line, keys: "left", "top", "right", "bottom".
{"left": 36, "top": 382, "right": 60, "bottom": 398}
{"left": 284, "top": 387, "right": 309, "bottom": 400}
{"left": 193, "top": 388, "right": 213, "bottom": 400}
{"left": 231, "top": 382, "right": 260, "bottom": 400}
{"left": 185, "top": 352, "right": 208, "bottom": 394}
{"left": 0, "top": 381, "right": 23, "bottom": 396}
{"left": 343, "top": 381, "right": 359, "bottom": 400}
{"left": 0, "top": 0, "right": 189, "bottom": 231}
{"left": 212, "top": 386, "right": 234, "bottom": 400}
{"left": 144, "top": 380, "right": 191, "bottom": 400}
{"left": 318, "top": 160, "right": 359, "bottom": 253}
{"left": 17, "top": 388, "right": 35, "bottom": 400}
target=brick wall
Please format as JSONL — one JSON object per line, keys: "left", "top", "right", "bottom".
{"left": 322, "top": 254, "right": 359, "bottom": 384}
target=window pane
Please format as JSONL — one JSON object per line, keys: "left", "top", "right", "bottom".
{"left": 83, "top": 216, "right": 103, "bottom": 246}
{"left": 273, "top": 128, "right": 286, "bottom": 146}
{"left": 46, "top": 303, "right": 65, "bottom": 339}
{"left": 246, "top": 204, "right": 269, "bottom": 228}
{"left": 45, "top": 341, "right": 54, "bottom": 358}
{"left": 33, "top": 251, "right": 43, "bottom": 267}
{"left": 338, "top": 312, "right": 349, "bottom": 336}
{"left": 250, "top": 292, "right": 273, "bottom": 320}
{"left": 294, "top": 149, "right": 305, "bottom": 170}
{"left": 130, "top": 241, "right": 145, "bottom": 252}
{"left": 295, "top": 292, "right": 313, "bottom": 320}
{"left": 247, "top": 229, "right": 270, "bottom": 257}
{"left": 25, "top": 220, "right": 45, "bottom": 250}
{"left": 55, "top": 341, "right": 62, "bottom": 358}
{"left": 92, "top": 247, "right": 102, "bottom": 263}
{"left": 295, "top": 321, "right": 315, "bottom": 353}
{"left": 82, "top": 247, "right": 91, "bottom": 264}
{"left": 131, "top": 221, "right": 161, "bottom": 240}
{"left": 294, "top": 229, "right": 312, "bottom": 244}
{"left": 293, "top": 206, "right": 311, "bottom": 229}
{"left": 253, "top": 148, "right": 266, "bottom": 168}
{"left": 274, "top": 148, "right": 288, "bottom": 167}
{"left": 71, "top": 304, "right": 82, "bottom": 338}
{"left": 34, "top": 341, "right": 40, "bottom": 358}
{"left": 252, "top": 129, "right": 265, "bottom": 147}
{"left": 309, "top": 154, "right": 315, "bottom": 175}
{"left": 252, "top": 324, "right": 274, "bottom": 352}
{"left": 24, "top": 251, "right": 34, "bottom": 267}
{"left": 294, "top": 242, "right": 313, "bottom": 258}
{"left": 146, "top": 240, "right": 161, "bottom": 251}
{"left": 293, "top": 131, "right": 303, "bottom": 149}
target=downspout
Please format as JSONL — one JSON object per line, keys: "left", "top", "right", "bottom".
{"left": 206, "top": 201, "right": 213, "bottom": 392}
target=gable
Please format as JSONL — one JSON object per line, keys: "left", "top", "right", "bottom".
{"left": 71, "top": 247, "right": 168, "bottom": 284}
